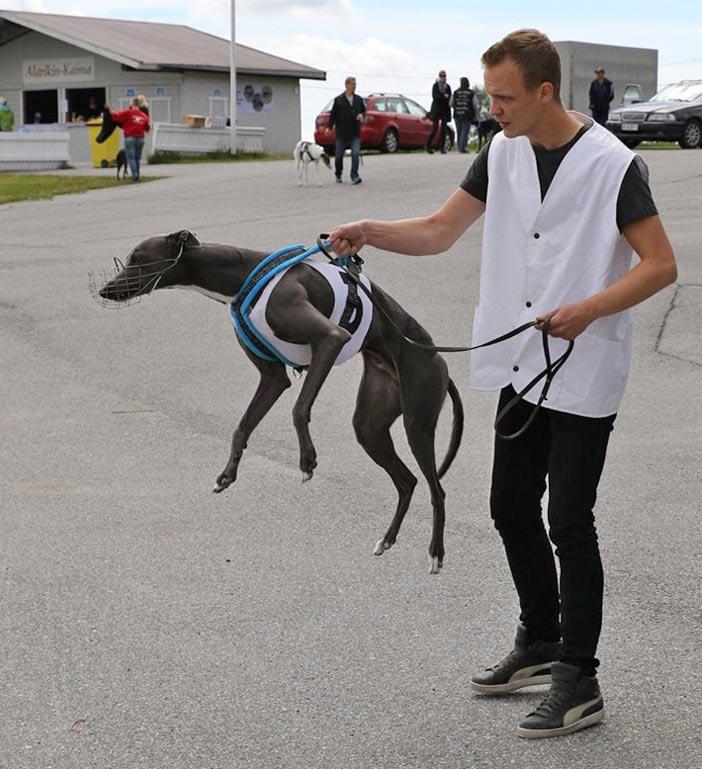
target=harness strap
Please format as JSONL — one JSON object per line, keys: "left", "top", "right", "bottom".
{"left": 230, "top": 242, "right": 366, "bottom": 371}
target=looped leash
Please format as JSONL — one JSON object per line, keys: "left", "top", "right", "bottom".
{"left": 317, "top": 235, "right": 574, "bottom": 440}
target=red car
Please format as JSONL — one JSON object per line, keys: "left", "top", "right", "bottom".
{"left": 314, "top": 93, "right": 454, "bottom": 154}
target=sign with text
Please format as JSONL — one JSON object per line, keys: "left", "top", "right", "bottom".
{"left": 23, "top": 57, "right": 96, "bottom": 84}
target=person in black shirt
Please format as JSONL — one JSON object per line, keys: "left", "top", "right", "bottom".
{"left": 328, "top": 76, "right": 366, "bottom": 184}
{"left": 328, "top": 28, "right": 677, "bottom": 740}
{"left": 589, "top": 68, "right": 614, "bottom": 125}
{"left": 452, "top": 77, "right": 476, "bottom": 153}
{"left": 427, "top": 70, "right": 452, "bottom": 154}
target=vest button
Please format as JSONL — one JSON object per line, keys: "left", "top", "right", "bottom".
{"left": 526, "top": 301, "right": 532, "bottom": 308}
{"left": 533, "top": 232, "right": 540, "bottom": 239}
{"left": 513, "top": 365, "right": 519, "bottom": 372}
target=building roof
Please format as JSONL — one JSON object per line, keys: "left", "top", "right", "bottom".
{"left": 0, "top": 10, "right": 326, "bottom": 80}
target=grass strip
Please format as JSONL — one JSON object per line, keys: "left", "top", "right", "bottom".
{"left": 0, "top": 174, "right": 160, "bottom": 204}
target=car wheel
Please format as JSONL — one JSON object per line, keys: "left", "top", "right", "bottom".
{"left": 678, "top": 119, "right": 702, "bottom": 149}
{"left": 380, "top": 129, "right": 399, "bottom": 153}
{"left": 621, "top": 139, "right": 640, "bottom": 149}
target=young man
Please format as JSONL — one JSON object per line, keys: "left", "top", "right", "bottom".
{"left": 589, "top": 67, "right": 614, "bottom": 125}
{"left": 328, "top": 76, "right": 366, "bottom": 185}
{"left": 328, "top": 29, "right": 676, "bottom": 739}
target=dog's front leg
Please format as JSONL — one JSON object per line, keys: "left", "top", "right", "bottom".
{"left": 213, "top": 352, "right": 291, "bottom": 493}
{"left": 285, "top": 307, "right": 350, "bottom": 481}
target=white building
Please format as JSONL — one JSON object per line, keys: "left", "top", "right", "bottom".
{"left": 0, "top": 10, "right": 326, "bottom": 156}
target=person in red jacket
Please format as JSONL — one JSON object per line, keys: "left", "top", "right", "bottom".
{"left": 110, "top": 98, "right": 151, "bottom": 181}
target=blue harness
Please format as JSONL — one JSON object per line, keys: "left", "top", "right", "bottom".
{"left": 229, "top": 242, "right": 359, "bottom": 371}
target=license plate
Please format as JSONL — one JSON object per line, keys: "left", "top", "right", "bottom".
{"left": 622, "top": 123, "right": 639, "bottom": 132}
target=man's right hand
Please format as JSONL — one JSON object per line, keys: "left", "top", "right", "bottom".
{"left": 328, "top": 220, "right": 368, "bottom": 256}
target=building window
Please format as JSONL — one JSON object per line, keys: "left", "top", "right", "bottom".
{"left": 209, "top": 96, "right": 228, "bottom": 119}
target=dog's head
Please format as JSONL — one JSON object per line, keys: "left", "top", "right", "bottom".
{"left": 93, "top": 230, "right": 201, "bottom": 305}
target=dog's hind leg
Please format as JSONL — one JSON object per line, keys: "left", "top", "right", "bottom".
{"left": 353, "top": 352, "right": 418, "bottom": 557}
{"left": 399, "top": 355, "right": 449, "bottom": 574}
{"left": 213, "top": 349, "right": 291, "bottom": 494}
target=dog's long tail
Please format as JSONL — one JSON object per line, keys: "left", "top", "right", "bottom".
{"left": 437, "top": 378, "right": 464, "bottom": 479}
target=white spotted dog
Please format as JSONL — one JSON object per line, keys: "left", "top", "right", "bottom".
{"left": 294, "top": 140, "right": 331, "bottom": 187}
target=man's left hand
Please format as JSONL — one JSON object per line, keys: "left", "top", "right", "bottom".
{"left": 535, "top": 300, "right": 596, "bottom": 341}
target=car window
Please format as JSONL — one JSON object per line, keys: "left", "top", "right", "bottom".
{"left": 386, "top": 97, "right": 408, "bottom": 114}
{"left": 651, "top": 82, "right": 702, "bottom": 103}
{"left": 373, "top": 98, "right": 387, "bottom": 112}
{"left": 404, "top": 99, "right": 427, "bottom": 117}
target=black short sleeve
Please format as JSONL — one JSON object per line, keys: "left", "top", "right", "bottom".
{"left": 459, "top": 139, "right": 491, "bottom": 202}
{"left": 616, "top": 155, "right": 658, "bottom": 231}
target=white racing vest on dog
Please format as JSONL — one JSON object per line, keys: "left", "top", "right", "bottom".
{"left": 231, "top": 249, "right": 373, "bottom": 369}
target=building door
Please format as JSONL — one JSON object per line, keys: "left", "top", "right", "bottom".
{"left": 23, "top": 90, "right": 59, "bottom": 124}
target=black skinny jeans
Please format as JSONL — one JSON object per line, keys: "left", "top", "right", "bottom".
{"left": 490, "top": 386, "right": 616, "bottom": 675}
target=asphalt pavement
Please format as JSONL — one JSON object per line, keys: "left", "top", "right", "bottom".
{"left": 1, "top": 147, "right": 700, "bottom": 769}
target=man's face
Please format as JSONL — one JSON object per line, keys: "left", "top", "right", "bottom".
{"left": 596, "top": 70, "right": 605, "bottom": 82}
{"left": 346, "top": 79, "right": 356, "bottom": 94}
{"left": 484, "top": 58, "right": 548, "bottom": 139}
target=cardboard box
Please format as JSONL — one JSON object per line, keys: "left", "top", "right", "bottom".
{"left": 182, "top": 114, "right": 206, "bottom": 128}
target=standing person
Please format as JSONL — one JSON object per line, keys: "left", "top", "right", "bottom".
{"left": 110, "top": 98, "right": 151, "bottom": 182}
{"left": 328, "top": 76, "right": 366, "bottom": 185}
{"left": 328, "top": 28, "right": 676, "bottom": 739}
{"left": 452, "top": 77, "right": 476, "bottom": 153}
{"left": 85, "top": 96, "right": 102, "bottom": 120}
{"left": 427, "top": 70, "right": 452, "bottom": 153}
{"left": 135, "top": 94, "right": 150, "bottom": 116}
{"left": 0, "top": 97, "right": 14, "bottom": 131}
{"left": 589, "top": 67, "right": 614, "bottom": 125}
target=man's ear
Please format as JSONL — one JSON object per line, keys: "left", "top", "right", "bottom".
{"left": 166, "top": 229, "right": 201, "bottom": 252}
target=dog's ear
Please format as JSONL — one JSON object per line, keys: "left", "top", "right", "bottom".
{"left": 166, "top": 229, "right": 201, "bottom": 253}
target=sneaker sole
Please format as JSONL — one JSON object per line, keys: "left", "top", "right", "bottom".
{"left": 469, "top": 674, "right": 552, "bottom": 694}
{"left": 516, "top": 709, "right": 604, "bottom": 739}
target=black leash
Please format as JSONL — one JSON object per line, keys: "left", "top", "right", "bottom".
{"left": 316, "top": 235, "right": 574, "bottom": 440}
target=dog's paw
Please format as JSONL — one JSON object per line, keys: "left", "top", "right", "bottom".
{"left": 213, "top": 470, "right": 235, "bottom": 494}
{"left": 301, "top": 470, "right": 313, "bottom": 483}
{"left": 373, "top": 539, "right": 392, "bottom": 556}
{"left": 428, "top": 555, "right": 444, "bottom": 574}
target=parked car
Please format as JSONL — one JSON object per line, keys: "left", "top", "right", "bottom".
{"left": 621, "top": 84, "right": 643, "bottom": 106}
{"left": 607, "top": 79, "right": 702, "bottom": 149}
{"left": 314, "top": 93, "right": 454, "bottom": 154}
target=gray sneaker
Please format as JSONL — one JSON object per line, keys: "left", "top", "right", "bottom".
{"left": 470, "top": 624, "right": 560, "bottom": 694}
{"left": 517, "top": 661, "right": 604, "bottom": 738}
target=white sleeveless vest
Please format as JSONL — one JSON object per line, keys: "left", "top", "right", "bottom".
{"left": 248, "top": 254, "right": 373, "bottom": 368}
{"left": 470, "top": 115, "right": 636, "bottom": 417}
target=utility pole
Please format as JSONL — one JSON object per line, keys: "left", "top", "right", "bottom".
{"left": 229, "top": 0, "right": 237, "bottom": 155}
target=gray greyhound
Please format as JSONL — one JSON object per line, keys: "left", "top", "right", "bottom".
{"left": 97, "top": 230, "right": 464, "bottom": 573}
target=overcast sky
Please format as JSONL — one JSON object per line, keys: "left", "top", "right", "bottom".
{"left": 6, "top": 0, "right": 702, "bottom": 136}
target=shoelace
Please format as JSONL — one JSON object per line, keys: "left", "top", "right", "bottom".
{"left": 489, "top": 647, "right": 524, "bottom": 673}
{"left": 529, "top": 685, "right": 573, "bottom": 718}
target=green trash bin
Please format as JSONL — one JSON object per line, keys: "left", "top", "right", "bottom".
{"left": 87, "top": 117, "right": 120, "bottom": 168}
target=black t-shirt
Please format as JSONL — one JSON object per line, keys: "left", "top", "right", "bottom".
{"left": 460, "top": 125, "right": 658, "bottom": 231}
